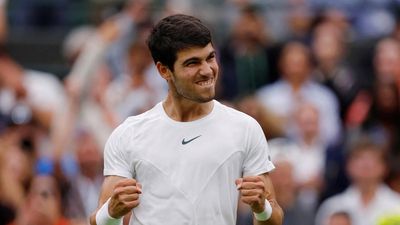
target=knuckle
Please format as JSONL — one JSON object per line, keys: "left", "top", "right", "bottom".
{"left": 131, "top": 193, "right": 139, "bottom": 200}
{"left": 113, "top": 188, "right": 122, "bottom": 196}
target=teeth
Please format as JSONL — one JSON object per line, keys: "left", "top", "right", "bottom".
{"left": 198, "top": 79, "right": 213, "bottom": 86}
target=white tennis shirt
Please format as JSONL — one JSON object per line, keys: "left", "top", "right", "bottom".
{"left": 104, "top": 100, "right": 275, "bottom": 225}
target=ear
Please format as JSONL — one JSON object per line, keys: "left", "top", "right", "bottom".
{"left": 156, "top": 62, "right": 171, "bottom": 81}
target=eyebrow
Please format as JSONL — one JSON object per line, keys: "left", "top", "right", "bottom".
{"left": 181, "top": 50, "right": 216, "bottom": 66}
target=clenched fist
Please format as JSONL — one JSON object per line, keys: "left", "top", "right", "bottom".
{"left": 109, "top": 178, "right": 142, "bottom": 218}
{"left": 236, "top": 176, "right": 268, "bottom": 213}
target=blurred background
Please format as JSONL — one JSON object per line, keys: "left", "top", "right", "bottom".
{"left": 0, "top": 0, "right": 400, "bottom": 225}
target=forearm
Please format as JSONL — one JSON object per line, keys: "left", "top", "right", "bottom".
{"left": 253, "top": 199, "right": 284, "bottom": 225}
{"left": 90, "top": 211, "right": 97, "bottom": 225}
{"left": 68, "top": 34, "right": 108, "bottom": 100}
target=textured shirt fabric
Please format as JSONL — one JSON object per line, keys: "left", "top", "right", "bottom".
{"left": 104, "top": 100, "right": 274, "bottom": 225}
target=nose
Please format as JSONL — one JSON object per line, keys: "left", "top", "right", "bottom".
{"left": 199, "top": 61, "right": 213, "bottom": 76}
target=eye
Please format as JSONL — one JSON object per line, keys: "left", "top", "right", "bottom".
{"left": 207, "top": 53, "right": 216, "bottom": 62}
{"left": 185, "top": 60, "right": 199, "bottom": 67}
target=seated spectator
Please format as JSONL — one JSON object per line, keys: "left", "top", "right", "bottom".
{"left": 256, "top": 41, "right": 341, "bottom": 146}
{"left": 315, "top": 137, "right": 400, "bottom": 225}
{"left": 291, "top": 103, "right": 325, "bottom": 196}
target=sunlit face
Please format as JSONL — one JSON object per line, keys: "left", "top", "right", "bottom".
{"left": 167, "top": 43, "right": 219, "bottom": 103}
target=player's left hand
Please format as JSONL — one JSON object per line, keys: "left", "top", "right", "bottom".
{"left": 236, "top": 176, "right": 268, "bottom": 213}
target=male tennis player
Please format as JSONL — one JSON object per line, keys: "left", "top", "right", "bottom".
{"left": 90, "top": 14, "right": 283, "bottom": 225}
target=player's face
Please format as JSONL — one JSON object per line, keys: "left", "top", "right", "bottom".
{"left": 169, "top": 43, "right": 219, "bottom": 103}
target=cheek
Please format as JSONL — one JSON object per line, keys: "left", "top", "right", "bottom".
{"left": 211, "top": 62, "right": 219, "bottom": 74}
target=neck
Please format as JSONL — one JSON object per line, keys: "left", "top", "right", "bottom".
{"left": 291, "top": 82, "right": 303, "bottom": 92}
{"left": 355, "top": 182, "right": 379, "bottom": 206}
{"left": 302, "top": 134, "right": 317, "bottom": 146}
{"left": 319, "top": 61, "right": 338, "bottom": 75}
{"left": 163, "top": 94, "right": 214, "bottom": 122}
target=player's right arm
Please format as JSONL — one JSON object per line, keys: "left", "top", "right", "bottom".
{"left": 89, "top": 175, "right": 142, "bottom": 225}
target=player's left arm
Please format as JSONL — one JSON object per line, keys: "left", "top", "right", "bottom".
{"left": 236, "top": 172, "right": 284, "bottom": 225}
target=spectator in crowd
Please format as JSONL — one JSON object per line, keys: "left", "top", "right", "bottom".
{"left": 286, "top": 5, "right": 314, "bottom": 44}
{"left": 52, "top": 13, "right": 124, "bottom": 156}
{"left": 268, "top": 138, "right": 316, "bottom": 225}
{"left": 0, "top": 50, "right": 66, "bottom": 131}
{"left": 0, "top": 125, "right": 35, "bottom": 225}
{"left": 8, "top": 174, "right": 71, "bottom": 225}
{"left": 315, "top": 137, "right": 400, "bottom": 225}
{"left": 317, "top": 8, "right": 354, "bottom": 41}
{"left": 291, "top": 103, "right": 325, "bottom": 202}
{"left": 55, "top": 0, "right": 162, "bottom": 151}
{"left": 63, "top": 129, "right": 103, "bottom": 224}
{"left": 105, "top": 0, "right": 153, "bottom": 78}
{"left": 256, "top": 41, "right": 341, "bottom": 146}
{"left": 311, "top": 21, "right": 360, "bottom": 119}
{"left": 218, "top": 5, "right": 274, "bottom": 101}
{"left": 105, "top": 40, "right": 165, "bottom": 122}
{"left": 372, "top": 38, "right": 400, "bottom": 86}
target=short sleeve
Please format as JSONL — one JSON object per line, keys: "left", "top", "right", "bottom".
{"left": 103, "top": 122, "right": 134, "bottom": 178}
{"left": 242, "top": 118, "right": 275, "bottom": 176}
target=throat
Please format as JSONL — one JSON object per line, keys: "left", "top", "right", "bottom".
{"left": 162, "top": 97, "right": 214, "bottom": 122}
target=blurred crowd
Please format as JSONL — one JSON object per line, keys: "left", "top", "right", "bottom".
{"left": 0, "top": 0, "right": 400, "bottom": 225}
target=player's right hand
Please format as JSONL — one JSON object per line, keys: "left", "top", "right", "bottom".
{"left": 108, "top": 178, "right": 142, "bottom": 218}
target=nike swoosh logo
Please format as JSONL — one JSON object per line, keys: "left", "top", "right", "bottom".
{"left": 182, "top": 135, "right": 201, "bottom": 145}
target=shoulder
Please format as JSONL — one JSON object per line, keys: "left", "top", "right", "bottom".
{"left": 380, "top": 185, "right": 400, "bottom": 201}
{"left": 256, "top": 80, "right": 285, "bottom": 96}
{"left": 307, "top": 81, "right": 337, "bottom": 101}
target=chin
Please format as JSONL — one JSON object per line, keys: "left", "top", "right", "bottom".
{"left": 196, "top": 94, "right": 215, "bottom": 103}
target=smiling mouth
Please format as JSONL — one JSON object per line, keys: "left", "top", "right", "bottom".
{"left": 196, "top": 78, "right": 214, "bottom": 86}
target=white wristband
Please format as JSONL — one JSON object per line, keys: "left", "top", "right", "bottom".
{"left": 253, "top": 199, "right": 273, "bottom": 221}
{"left": 95, "top": 198, "right": 122, "bottom": 225}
